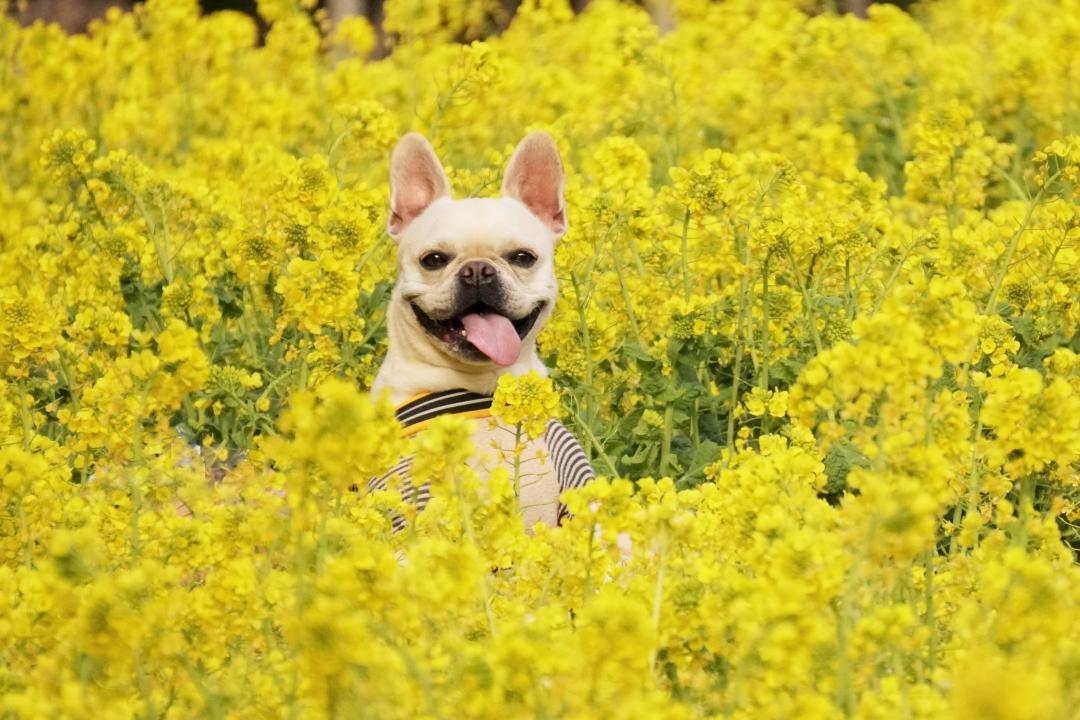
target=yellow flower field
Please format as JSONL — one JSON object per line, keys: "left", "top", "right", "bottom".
{"left": 2, "top": 0, "right": 1080, "bottom": 716}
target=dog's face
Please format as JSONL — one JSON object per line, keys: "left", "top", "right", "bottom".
{"left": 385, "top": 132, "right": 567, "bottom": 369}
{"left": 393, "top": 197, "right": 557, "bottom": 366}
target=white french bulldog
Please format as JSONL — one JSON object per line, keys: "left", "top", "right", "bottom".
{"left": 370, "top": 132, "right": 595, "bottom": 529}
{"left": 371, "top": 131, "right": 567, "bottom": 405}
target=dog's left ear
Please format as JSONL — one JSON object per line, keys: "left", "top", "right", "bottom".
{"left": 388, "top": 132, "right": 452, "bottom": 239}
{"left": 502, "top": 132, "right": 567, "bottom": 239}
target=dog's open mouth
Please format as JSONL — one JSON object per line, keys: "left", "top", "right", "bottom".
{"left": 411, "top": 301, "right": 544, "bottom": 367}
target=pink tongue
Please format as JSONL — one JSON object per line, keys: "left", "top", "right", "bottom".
{"left": 461, "top": 313, "right": 522, "bottom": 367}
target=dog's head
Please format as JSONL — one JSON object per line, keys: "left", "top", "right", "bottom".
{"left": 386, "top": 132, "right": 567, "bottom": 368}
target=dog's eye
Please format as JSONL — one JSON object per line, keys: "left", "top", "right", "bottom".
{"left": 419, "top": 251, "right": 451, "bottom": 270}
{"left": 507, "top": 250, "right": 537, "bottom": 268}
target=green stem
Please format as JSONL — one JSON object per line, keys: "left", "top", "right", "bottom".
{"left": 870, "top": 235, "right": 922, "bottom": 315}
{"left": 77, "top": 172, "right": 111, "bottom": 230}
{"left": 18, "top": 500, "right": 32, "bottom": 568}
{"left": 844, "top": 256, "right": 855, "bottom": 321}
{"left": 428, "top": 76, "right": 469, "bottom": 142}
{"left": 368, "top": 621, "right": 444, "bottom": 720}
{"left": 1014, "top": 474, "right": 1035, "bottom": 551}
{"left": 992, "top": 164, "right": 1031, "bottom": 203}
{"left": 58, "top": 352, "right": 80, "bottom": 413}
{"left": 454, "top": 468, "right": 497, "bottom": 638}
{"left": 759, "top": 253, "right": 773, "bottom": 434}
{"left": 297, "top": 352, "right": 309, "bottom": 391}
{"left": 784, "top": 244, "right": 823, "bottom": 354}
{"left": 241, "top": 284, "right": 265, "bottom": 360}
{"left": 582, "top": 519, "right": 596, "bottom": 606}
{"left": 679, "top": 208, "right": 692, "bottom": 299}
{"left": 659, "top": 403, "right": 674, "bottom": 476}
{"left": 759, "top": 252, "right": 771, "bottom": 391}
{"left": 567, "top": 406, "right": 618, "bottom": 476}
{"left": 17, "top": 382, "right": 32, "bottom": 448}
{"left": 512, "top": 423, "right": 523, "bottom": 499}
{"left": 724, "top": 226, "right": 756, "bottom": 458}
{"left": 627, "top": 234, "right": 646, "bottom": 276}
{"left": 948, "top": 418, "right": 983, "bottom": 556}
{"left": 157, "top": 200, "right": 175, "bottom": 283}
{"left": 128, "top": 387, "right": 150, "bottom": 564}
{"left": 834, "top": 592, "right": 855, "bottom": 716}
{"left": 119, "top": 177, "right": 175, "bottom": 284}
{"left": 725, "top": 347, "right": 745, "bottom": 457}
{"left": 922, "top": 550, "right": 937, "bottom": 676}
{"left": 690, "top": 398, "right": 700, "bottom": 453}
{"left": 570, "top": 270, "right": 596, "bottom": 431}
{"left": 326, "top": 128, "right": 349, "bottom": 162}
{"left": 984, "top": 178, "right": 1056, "bottom": 314}
{"left": 648, "top": 536, "right": 667, "bottom": 674}
{"left": 611, "top": 243, "right": 642, "bottom": 343}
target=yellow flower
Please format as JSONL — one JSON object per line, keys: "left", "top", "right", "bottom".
{"left": 1, "top": 296, "right": 58, "bottom": 377}
{"left": 274, "top": 254, "right": 361, "bottom": 335}
{"left": 3, "top": 1, "right": 1080, "bottom": 716}
{"left": 490, "top": 371, "right": 560, "bottom": 439}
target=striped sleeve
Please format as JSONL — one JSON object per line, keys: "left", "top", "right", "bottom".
{"left": 365, "top": 455, "right": 430, "bottom": 532}
{"left": 544, "top": 419, "right": 596, "bottom": 522}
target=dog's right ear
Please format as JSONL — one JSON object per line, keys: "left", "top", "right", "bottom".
{"left": 388, "top": 133, "right": 451, "bottom": 239}
{"left": 501, "top": 131, "right": 567, "bottom": 239}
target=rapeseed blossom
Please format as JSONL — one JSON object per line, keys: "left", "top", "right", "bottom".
{"left": 1, "top": 0, "right": 1079, "bottom": 717}
{"left": 490, "top": 371, "right": 560, "bottom": 439}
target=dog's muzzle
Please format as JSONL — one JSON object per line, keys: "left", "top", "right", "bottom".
{"left": 409, "top": 297, "right": 545, "bottom": 367}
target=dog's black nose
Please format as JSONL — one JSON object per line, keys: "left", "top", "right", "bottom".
{"left": 458, "top": 260, "right": 497, "bottom": 286}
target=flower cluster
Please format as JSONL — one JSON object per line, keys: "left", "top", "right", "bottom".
{"left": 490, "top": 370, "right": 560, "bottom": 439}
{"left": 2, "top": 0, "right": 1079, "bottom": 717}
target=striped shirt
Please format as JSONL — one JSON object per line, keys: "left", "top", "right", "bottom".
{"left": 367, "top": 389, "right": 596, "bottom": 531}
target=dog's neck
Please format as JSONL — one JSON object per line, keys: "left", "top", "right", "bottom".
{"left": 371, "top": 300, "right": 548, "bottom": 406}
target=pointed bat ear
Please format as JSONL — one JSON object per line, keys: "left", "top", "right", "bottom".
{"left": 387, "top": 132, "right": 452, "bottom": 239}
{"left": 501, "top": 131, "right": 567, "bottom": 238}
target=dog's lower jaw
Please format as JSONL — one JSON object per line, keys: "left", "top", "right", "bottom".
{"left": 371, "top": 300, "right": 549, "bottom": 406}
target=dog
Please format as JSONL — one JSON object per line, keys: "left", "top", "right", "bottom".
{"left": 370, "top": 132, "right": 595, "bottom": 529}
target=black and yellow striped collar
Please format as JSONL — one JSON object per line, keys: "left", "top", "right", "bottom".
{"left": 395, "top": 389, "right": 493, "bottom": 437}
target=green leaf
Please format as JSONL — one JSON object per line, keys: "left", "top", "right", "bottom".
{"left": 679, "top": 440, "right": 723, "bottom": 488}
